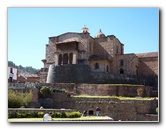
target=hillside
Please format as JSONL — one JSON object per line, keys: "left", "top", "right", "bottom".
{"left": 8, "top": 61, "right": 39, "bottom": 74}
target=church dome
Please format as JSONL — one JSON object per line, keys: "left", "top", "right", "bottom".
{"left": 94, "top": 29, "right": 106, "bottom": 38}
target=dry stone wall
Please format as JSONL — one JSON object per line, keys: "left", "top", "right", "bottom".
{"left": 49, "top": 83, "right": 157, "bottom": 97}
{"left": 41, "top": 93, "right": 158, "bottom": 121}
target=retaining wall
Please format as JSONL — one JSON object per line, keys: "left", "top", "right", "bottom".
{"left": 39, "top": 92, "right": 158, "bottom": 121}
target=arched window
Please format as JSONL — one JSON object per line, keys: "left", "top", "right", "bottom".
{"left": 58, "top": 54, "right": 62, "bottom": 65}
{"left": 63, "top": 53, "right": 68, "bottom": 65}
{"left": 120, "top": 68, "right": 124, "bottom": 74}
{"left": 95, "top": 63, "right": 99, "bottom": 70}
{"left": 69, "top": 53, "right": 73, "bottom": 64}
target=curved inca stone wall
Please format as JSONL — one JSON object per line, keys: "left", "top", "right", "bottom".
{"left": 46, "top": 64, "right": 93, "bottom": 83}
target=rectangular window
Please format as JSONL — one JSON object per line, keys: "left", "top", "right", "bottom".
{"left": 95, "top": 63, "right": 99, "bottom": 70}
{"left": 120, "top": 59, "right": 124, "bottom": 66}
{"left": 10, "top": 68, "right": 13, "bottom": 73}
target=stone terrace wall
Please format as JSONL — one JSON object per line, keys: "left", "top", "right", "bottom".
{"left": 49, "top": 83, "right": 157, "bottom": 97}
{"left": 76, "top": 84, "right": 142, "bottom": 97}
{"left": 91, "top": 72, "right": 158, "bottom": 87}
{"left": 39, "top": 92, "right": 158, "bottom": 121}
{"left": 9, "top": 84, "right": 158, "bottom": 121}
{"left": 40, "top": 65, "right": 158, "bottom": 87}
{"left": 72, "top": 98, "right": 158, "bottom": 121}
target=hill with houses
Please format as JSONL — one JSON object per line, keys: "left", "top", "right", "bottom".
{"left": 8, "top": 61, "right": 40, "bottom": 83}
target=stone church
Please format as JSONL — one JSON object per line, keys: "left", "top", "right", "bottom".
{"left": 40, "top": 26, "right": 158, "bottom": 85}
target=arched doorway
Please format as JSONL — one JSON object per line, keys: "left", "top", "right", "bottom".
{"left": 120, "top": 68, "right": 124, "bottom": 74}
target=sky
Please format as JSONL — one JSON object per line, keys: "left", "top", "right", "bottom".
{"left": 8, "top": 7, "right": 159, "bottom": 69}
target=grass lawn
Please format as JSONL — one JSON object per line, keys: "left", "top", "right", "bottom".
{"left": 8, "top": 116, "right": 113, "bottom": 122}
{"left": 73, "top": 95, "right": 154, "bottom": 100}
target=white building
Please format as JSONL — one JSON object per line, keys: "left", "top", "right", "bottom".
{"left": 8, "top": 66, "right": 18, "bottom": 82}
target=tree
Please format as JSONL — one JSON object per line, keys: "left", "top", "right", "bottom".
{"left": 8, "top": 61, "right": 16, "bottom": 67}
{"left": 39, "top": 86, "right": 52, "bottom": 98}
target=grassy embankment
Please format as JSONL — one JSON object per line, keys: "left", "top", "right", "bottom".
{"left": 8, "top": 116, "right": 113, "bottom": 122}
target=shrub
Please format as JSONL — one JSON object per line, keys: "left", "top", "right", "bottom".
{"left": 8, "top": 89, "right": 33, "bottom": 108}
{"left": 16, "top": 112, "right": 22, "bottom": 118}
{"left": 61, "top": 112, "right": 67, "bottom": 118}
{"left": 11, "top": 111, "right": 82, "bottom": 118}
{"left": 156, "top": 107, "right": 158, "bottom": 114}
{"left": 32, "top": 112, "right": 38, "bottom": 118}
{"left": 52, "top": 111, "right": 81, "bottom": 118}
{"left": 26, "top": 112, "right": 33, "bottom": 118}
{"left": 15, "top": 112, "right": 34, "bottom": 118}
{"left": 22, "top": 92, "right": 33, "bottom": 107}
{"left": 37, "top": 112, "right": 44, "bottom": 118}
{"left": 16, "top": 112, "right": 28, "bottom": 118}
{"left": 73, "top": 111, "right": 82, "bottom": 118}
{"left": 8, "top": 113, "right": 11, "bottom": 118}
{"left": 40, "top": 86, "right": 52, "bottom": 98}
{"left": 8, "top": 90, "right": 22, "bottom": 108}
{"left": 52, "top": 112, "right": 61, "bottom": 118}
{"left": 68, "top": 111, "right": 81, "bottom": 118}
{"left": 65, "top": 112, "right": 71, "bottom": 118}
{"left": 21, "top": 113, "right": 27, "bottom": 118}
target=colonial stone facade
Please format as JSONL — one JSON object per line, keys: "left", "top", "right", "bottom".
{"left": 40, "top": 26, "right": 158, "bottom": 84}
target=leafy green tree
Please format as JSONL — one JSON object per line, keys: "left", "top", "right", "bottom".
{"left": 8, "top": 61, "right": 16, "bottom": 67}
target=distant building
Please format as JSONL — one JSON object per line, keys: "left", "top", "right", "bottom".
{"left": 40, "top": 26, "right": 158, "bottom": 85}
{"left": 8, "top": 66, "right": 18, "bottom": 83}
{"left": 17, "top": 74, "right": 40, "bottom": 83}
{"left": 17, "top": 75, "right": 26, "bottom": 83}
{"left": 27, "top": 75, "right": 40, "bottom": 83}
{"left": 8, "top": 66, "right": 40, "bottom": 83}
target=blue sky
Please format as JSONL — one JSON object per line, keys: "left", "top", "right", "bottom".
{"left": 8, "top": 7, "right": 159, "bottom": 69}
